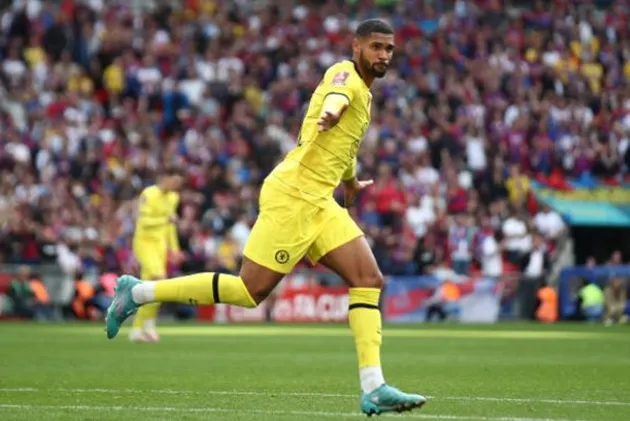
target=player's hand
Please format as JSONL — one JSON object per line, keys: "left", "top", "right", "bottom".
{"left": 343, "top": 178, "right": 373, "bottom": 207}
{"left": 318, "top": 104, "right": 348, "bottom": 132}
{"left": 168, "top": 214, "right": 178, "bottom": 224}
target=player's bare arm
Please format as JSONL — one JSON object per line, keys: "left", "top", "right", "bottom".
{"left": 318, "top": 102, "right": 349, "bottom": 132}
{"left": 343, "top": 178, "right": 374, "bottom": 207}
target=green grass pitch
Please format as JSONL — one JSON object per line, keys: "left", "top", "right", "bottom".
{"left": 0, "top": 322, "right": 629, "bottom": 420}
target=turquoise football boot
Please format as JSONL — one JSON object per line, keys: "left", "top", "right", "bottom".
{"left": 105, "top": 275, "right": 141, "bottom": 339}
{"left": 360, "top": 384, "right": 426, "bottom": 416}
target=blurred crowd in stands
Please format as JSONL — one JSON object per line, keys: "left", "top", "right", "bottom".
{"left": 1, "top": 0, "right": 630, "bottom": 297}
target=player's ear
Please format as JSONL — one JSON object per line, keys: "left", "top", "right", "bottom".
{"left": 352, "top": 38, "right": 361, "bottom": 55}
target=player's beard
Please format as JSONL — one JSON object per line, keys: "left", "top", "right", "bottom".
{"left": 360, "top": 51, "right": 388, "bottom": 78}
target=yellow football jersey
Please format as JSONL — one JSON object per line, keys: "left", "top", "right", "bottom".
{"left": 269, "top": 60, "right": 372, "bottom": 206}
{"left": 132, "top": 185, "right": 180, "bottom": 252}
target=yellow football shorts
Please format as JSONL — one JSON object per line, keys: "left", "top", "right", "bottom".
{"left": 133, "top": 241, "right": 167, "bottom": 280}
{"left": 243, "top": 179, "right": 364, "bottom": 274}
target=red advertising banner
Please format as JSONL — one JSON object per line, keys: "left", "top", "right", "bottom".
{"left": 272, "top": 286, "right": 349, "bottom": 323}
{"left": 215, "top": 302, "right": 268, "bottom": 322}
{"left": 199, "top": 285, "right": 349, "bottom": 323}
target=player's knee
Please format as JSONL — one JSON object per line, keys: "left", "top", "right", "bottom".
{"left": 242, "top": 282, "right": 271, "bottom": 306}
{"left": 353, "top": 270, "right": 384, "bottom": 289}
{"left": 239, "top": 273, "right": 273, "bottom": 306}
{"left": 239, "top": 257, "right": 284, "bottom": 306}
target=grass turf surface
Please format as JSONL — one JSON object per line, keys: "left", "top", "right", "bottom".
{"left": 0, "top": 322, "right": 628, "bottom": 420}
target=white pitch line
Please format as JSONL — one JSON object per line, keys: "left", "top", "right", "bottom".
{"left": 439, "top": 396, "right": 630, "bottom": 407}
{"left": 0, "top": 387, "right": 351, "bottom": 398}
{"left": 0, "top": 388, "right": 38, "bottom": 392}
{"left": 0, "top": 387, "right": 628, "bottom": 407}
{"left": 0, "top": 403, "right": 591, "bottom": 421}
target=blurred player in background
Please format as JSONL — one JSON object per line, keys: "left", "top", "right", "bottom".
{"left": 129, "top": 167, "right": 184, "bottom": 343}
{"left": 106, "top": 19, "right": 426, "bottom": 415}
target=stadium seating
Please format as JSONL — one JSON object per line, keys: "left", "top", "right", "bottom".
{"left": 0, "top": 1, "right": 628, "bottom": 315}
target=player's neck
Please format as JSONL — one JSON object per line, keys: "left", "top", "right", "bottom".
{"left": 351, "top": 59, "right": 373, "bottom": 88}
{"left": 156, "top": 182, "right": 168, "bottom": 193}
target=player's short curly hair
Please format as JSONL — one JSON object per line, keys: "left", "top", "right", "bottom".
{"left": 355, "top": 19, "right": 394, "bottom": 38}
{"left": 162, "top": 166, "right": 185, "bottom": 178}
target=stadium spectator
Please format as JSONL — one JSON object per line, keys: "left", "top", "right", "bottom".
{"left": 585, "top": 256, "right": 598, "bottom": 268}
{"left": 534, "top": 279, "right": 558, "bottom": 324}
{"left": 533, "top": 204, "right": 567, "bottom": 242}
{"left": 479, "top": 230, "right": 503, "bottom": 280}
{"left": 7, "top": 265, "right": 51, "bottom": 320}
{"left": 607, "top": 250, "right": 625, "bottom": 265}
{"left": 604, "top": 277, "right": 628, "bottom": 325}
{"left": 501, "top": 209, "right": 531, "bottom": 265}
{"left": 66, "top": 272, "right": 100, "bottom": 320}
{"left": 447, "top": 213, "right": 475, "bottom": 275}
{"left": 517, "top": 231, "right": 552, "bottom": 320}
{"left": 505, "top": 164, "right": 531, "bottom": 208}
{"left": 571, "top": 278, "right": 605, "bottom": 322}
{"left": 424, "top": 280, "right": 462, "bottom": 322}
{"left": 405, "top": 192, "right": 436, "bottom": 240}
{"left": 412, "top": 231, "right": 440, "bottom": 275}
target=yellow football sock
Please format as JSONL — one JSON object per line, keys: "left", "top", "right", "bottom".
{"left": 348, "top": 288, "right": 382, "bottom": 368}
{"left": 153, "top": 272, "right": 256, "bottom": 308}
